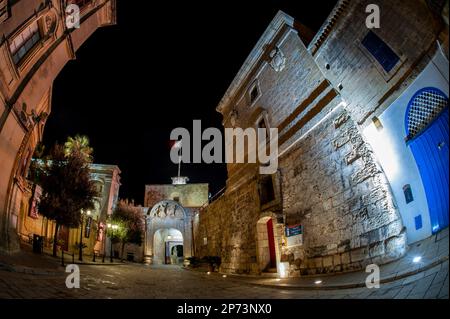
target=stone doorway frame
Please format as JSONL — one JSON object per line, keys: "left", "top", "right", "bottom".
{"left": 152, "top": 228, "right": 184, "bottom": 265}
{"left": 256, "top": 213, "right": 282, "bottom": 274}
{"left": 143, "top": 200, "right": 192, "bottom": 265}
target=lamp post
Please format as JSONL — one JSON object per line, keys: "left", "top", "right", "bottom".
{"left": 109, "top": 223, "right": 118, "bottom": 262}
{"left": 108, "top": 222, "right": 112, "bottom": 262}
{"left": 79, "top": 210, "right": 91, "bottom": 261}
{"left": 102, "top": 220, "right": 108, "bottom": 263}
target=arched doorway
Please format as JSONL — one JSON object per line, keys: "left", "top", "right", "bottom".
{"left": 256, "top": 216, "right": 278, "bottom": 273}
{"left": 143, "top": 200, "right": 193, "bottom": 265}
{"left": 153, "top": 228, "right": 184, "bottom": 264}
{"left": 406, "top": 87, "right": 449, "bottom": 233}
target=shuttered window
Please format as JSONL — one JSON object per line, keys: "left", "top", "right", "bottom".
{"left": 9, "top": 21, "right": 41, "bottom": 65}
{"left": 362, "top": 31, "right": 399, "bottom": 73}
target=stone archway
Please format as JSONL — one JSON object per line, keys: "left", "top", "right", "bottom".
{"left": 153, "top": 228, "right": 184, "bottom": 264}
{"left": 143, "top": 200, "right": 192, "bottom": 265}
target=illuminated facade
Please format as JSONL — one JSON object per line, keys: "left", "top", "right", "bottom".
{"left": 136, "top": 182, "right": 208, "bottom": 264}
{"left": 196, "top": 0, "right": 449, "bottom": 277}
{"left": 19, "top": 163, "right": 120, "bottom": 257}
{"left": 0, "top": 0, "right": 116, "bottom": 253}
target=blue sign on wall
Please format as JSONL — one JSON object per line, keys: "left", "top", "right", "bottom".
{"left": 285, "top": 224, "right": 302, "bottom": 237}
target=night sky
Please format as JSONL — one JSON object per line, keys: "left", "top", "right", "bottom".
{"left": 43, "top": 1, "right": 338, "bottom": 205}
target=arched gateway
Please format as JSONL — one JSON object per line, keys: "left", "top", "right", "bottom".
{"left": 143, "top": 200, "right": 193, "bottom": 265}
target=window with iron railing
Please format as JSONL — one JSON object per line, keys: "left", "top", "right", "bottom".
{"left": 9, "top": 21, "right": 41, "bottom": 65}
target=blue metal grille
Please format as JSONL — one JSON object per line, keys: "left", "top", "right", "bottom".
{"left": 406, "top": 88, "right": 448, "bottom": 140}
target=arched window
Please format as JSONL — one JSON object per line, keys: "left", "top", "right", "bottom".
{"left": 405, "top": 87, "right": 448, "bottom": 141}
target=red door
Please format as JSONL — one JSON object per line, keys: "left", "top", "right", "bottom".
{"left": 266, "top": 219, "right": 276, "bottom": 268}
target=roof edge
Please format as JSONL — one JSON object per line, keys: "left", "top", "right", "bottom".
{"left": 215, "top": 10, "right": 295, "bottom": 115}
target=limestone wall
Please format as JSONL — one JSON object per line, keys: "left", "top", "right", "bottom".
{"left": 195, "top": 180, "right": 263, "bottom": 274}
{"left": 311, "top": 0, "right": 442, "bottom": 128}
{"left": 280, "top": 108, "right": 405, "bottom": 275}
{"left": 145, "top": 183, "right": 209, "bottom": 208}
{"left": 192, "top": 3, "right": 446, "bottom": 276}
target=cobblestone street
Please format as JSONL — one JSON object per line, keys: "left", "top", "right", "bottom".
{"left": 0, "top": 0, "right": 449, "bottom": 306}
{"left": 1, "top": 227, "right": 448, "bottom": 299}
{"left": 0, "top": 261, "right": 447, "bottom": 299}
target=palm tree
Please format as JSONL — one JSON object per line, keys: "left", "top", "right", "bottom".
{"left": 64, "top": 135, "right": 93, "bottom": 162}
{"left": 39, "top": 144, "right": 98, "bottom": 257}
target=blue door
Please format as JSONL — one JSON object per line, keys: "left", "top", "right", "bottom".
{"left": 407, "top": 87, "right": 449, "bottom": 234}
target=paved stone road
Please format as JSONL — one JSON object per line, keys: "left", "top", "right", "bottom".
{"left": 0, "top": 229, "right": 448, "bottom": 299}
{"left": 0, "top": 262, "right": 447, "bottom": 299}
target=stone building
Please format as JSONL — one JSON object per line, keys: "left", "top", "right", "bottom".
{"left": 195, "top": 1, "right": 449, "bottom": 277}
{"left": 0, "top": 0, "right": 116, "bottom": 253}
{"left": 125, "top": 181, "right": 209, "bottom": 264}
{"left": 16, "top": 163, "right": 120, "bottom": 257}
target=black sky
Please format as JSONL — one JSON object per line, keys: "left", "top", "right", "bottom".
{"left": 43, "top": 0, "right": 338, "bottom": 205}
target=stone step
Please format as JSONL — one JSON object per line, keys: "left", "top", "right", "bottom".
{"left": 261, "top": 268, "right": 278, "bottom": 277}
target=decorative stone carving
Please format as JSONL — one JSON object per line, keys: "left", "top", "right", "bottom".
{"left": 269, "top": 47, "right": 286, "bottom": 72}
{"left": 14, "top": 103, "right": 34, "bottom": 129}
{"left": 148, "top": 200, "right": 186, "bottom": 219}
{"left": 229, "top": 109, "right": 238, "bottom": 127}
{"left": 333, "top": 111, "right": 350, "bottom": 129}
{"left": 42, "top": 11, "right": 57, "bottom": 37}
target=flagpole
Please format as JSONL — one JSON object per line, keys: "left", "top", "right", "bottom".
{"left": 177, "top": 146, "right": 181, "bottom": 178}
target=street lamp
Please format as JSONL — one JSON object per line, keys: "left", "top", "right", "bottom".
{"left": 79, "top": 210, "right": 91, "bottom": 261}
{"left": 110, "top": 223, "right": 118, "bottom": 262}
{"left": 107, "top": 222, "right": 112, "bottom": 262}
{"left": 102, "top": 219, "right": 110, "bottom": 263}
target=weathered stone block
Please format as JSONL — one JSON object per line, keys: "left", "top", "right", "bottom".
{"left": 338, "top": 239, "right": 351, "bottom": 253}
{"left": 341, "top": 252, "right": 350, "bottom": 264}
{"left": 369, "top": 242, "right": 385, "bottom": 257}
{"left": 360, "top": 234, "right": 370, "bottom": 246}
{"left": 382, "top": 220, "right": 403, "bottom": 239}
{"left": 313, "top": 257, "right": 323, "bottom": 268}
{"left": 384, "top": 230, "right": 407, "bottom": 259}
{"left": 368, "top": 227, "right": 382, "bottom": 244}
{"left": 332, "top": 135, "right": 350, "bottom": 150}
{"left": 323, "top": 256, "right": 333, "bottom": 267}
{"left": 333, "top": 254, "right": 341, "bottom": 266}
{"left": 350, "top": 247, "right": 369, "bottom": 263}
{"left": 334, "top": 112, "right": 350, "bottom": 129}
{"left": 345, "top": 149, "right": 361, "bottom": 165}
